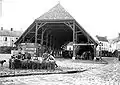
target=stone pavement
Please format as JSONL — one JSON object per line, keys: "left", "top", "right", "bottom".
{"left": 56, "top": 58, "right": 107, "bottom": 70}
{"left": 0, "top": 62, "right": 120, "bottom": 85}
{"left": 1, "top": 57, "right": 118, "bottom": 85}
{"left": 0, "top": 57, "right": 107, "bottom": 77}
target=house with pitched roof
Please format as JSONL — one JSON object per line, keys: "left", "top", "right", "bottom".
{"left": 0, "top": 27, "right": 22, "bottom": 47}
{"left": 96, "top": 35, "right": 110, "bottom": 51}
{"left": 95, "top": 35, "right": 114, "bottom": 57}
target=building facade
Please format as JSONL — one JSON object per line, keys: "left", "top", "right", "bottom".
{"left": 0, "top": 27, "right": 22, "bottom": 47}
{"left": 110, "top": 33, "right": 120, "bottom": 51}
{"left": 96, "top": 35, "right": 110, "bottom": 51}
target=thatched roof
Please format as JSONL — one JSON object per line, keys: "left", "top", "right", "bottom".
{"left": 36, "top": 3, "right": 74, "bottom": 20}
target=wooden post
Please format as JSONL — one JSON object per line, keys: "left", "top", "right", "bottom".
{"left": 41, "top": 27, "right": 44, "bottom": 56}
{"left": 46, "top": 32, "right": 48, "bottom": 47}
{"left": 94, "top": 45, "right": 96, "bottom": 60}
{"left": 23, "top": 36, "right": 25, "bottom": 43}
{"left": 35, "top": 22, "right": 38, "bottom": 57}
{"left": 72, "top": 21, "right": 76, "bottom": 60}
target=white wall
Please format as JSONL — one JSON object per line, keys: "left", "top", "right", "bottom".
{"left": 0, "top": 36, "right": 19, "bottom": 46}
{"left": 67, "top": 45, "right": 73, "bottom": 51}
{"left": 97, "top": 41, "right": 110, "bottom": 51}
{"left": 110, "top": 41, "right": 120, "bottom": 51}
{"left": 0, "top": 36, "right": 10, "bottom": 46}
{"left": 116, "top": 41, "right": 120, "bottom": 51}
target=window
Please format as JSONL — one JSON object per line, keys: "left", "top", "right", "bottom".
{"left": 5, "top": 37, "right": 7, "bottom": 41}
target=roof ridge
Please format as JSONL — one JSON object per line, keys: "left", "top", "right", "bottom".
{"left": 37, "top": 3, "right": 74, "bottom": 20}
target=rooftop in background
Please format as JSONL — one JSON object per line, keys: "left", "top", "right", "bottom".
{"left": 111, "top": 33, "right": 120, "bottom": 44}
{"left": 36, "top": 3, "right": 74, "bottom": 21}
{"left": 0, "top": 27, "right": 23, "bottom": 37}
{"left": 96, "top": 35, "right": 108, "bottom": 42}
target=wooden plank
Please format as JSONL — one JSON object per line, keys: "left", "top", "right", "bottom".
{"left": 35, "top": 23, "right": 38, "bottom": 44}
{"left": 22, "top": 36, "right": 25, "bottom": 43}
{"left": 94, "top": 45, "right": 96, "bottom": 59}
{"left": 76, "top": 34, "right": 83, "bottom": 36}
{"left": 73, "top": 43, "right": 94, "bottom": 46}
{"left": 75, "top": 27, "right": 78, "bottom": 43}
{"left": 75, "top": 31, "right": 82, "bottom": 34}
{"left": 35, "top": 19, "right": 74, "bottom": 23}
{"left": 40, "top": 27, "right": 44, "bottom": 57}
{"left": 18, "top": 22, "right": 36, "bottom": 44}
{"left": 64, "top": 22, "right": 73, "bottom": 30}
{"left": 72, "top": 21, "right": 76, "bottom": 60}
{"left": 29, "top": 32, "right": 36, "bottom": 34}
{"left": 28, "top": 36, "right": 35, "bottom": 42}
{"left": 41, "top": 28, "right": 44, "bottom": 45}
{"left": 37, "top": 22, "right": 46, "bottom": 30}
{"left": 75, "top": 21, "right": 97, "bottom": 45}
{"left": 35, "top": 22, "right": 38, "bottom": 57}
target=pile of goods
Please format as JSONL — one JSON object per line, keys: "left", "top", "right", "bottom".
{"left": 9, "top": 52, "right": 58, "bottom": 70}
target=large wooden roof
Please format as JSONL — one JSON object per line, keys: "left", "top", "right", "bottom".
{"left": 15, "top": 4, "right": 97, "bottom": 46}
{"left": 36, "top": 3, "right": 74, "bottom": 21}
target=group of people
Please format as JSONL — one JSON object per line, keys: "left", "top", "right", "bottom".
{"left": 9, "top": 50, "right": 58, "bottom": 70}
{"left": 42, "top": 51, "right": 58, "bottom": 68}
{"left": 9, "top": 52, "right": 32, "bottom": 69}
{"left": 79, "top": 51, "right": 93, "bottom": 60}
{"left": 11, "top": 52, "right": 31, "bottom": 60}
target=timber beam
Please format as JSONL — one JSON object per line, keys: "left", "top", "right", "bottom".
{"left": 19, "top": 22, "right": 35, "bottom": 43}
{"left": 75, "top": 23, "right": 94, "bottom": 44}
{"left": 73, "top": 43, "right": 94, "bottom": 46}
{"left": 72, "top": 21, "right": 76, "bottom": 60}
{"left": 64, "top": 22, "right": 73, "bottom": 30}
{"left": 37, "top": 22, "right": 47, "bottom": 30}
{"left": 75, "top": 31, "right": 82, "bottom": 34}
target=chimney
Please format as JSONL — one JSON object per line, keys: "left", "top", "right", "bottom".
{"left": 1, "top": 27, "right": 3, "bottom": 30}
{"left": 11, "top": 28, "right": 13, "bottom": 31}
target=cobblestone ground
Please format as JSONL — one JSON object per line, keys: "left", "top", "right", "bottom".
{"left": 0, "top": 57, "right": 120, "bottom": 85}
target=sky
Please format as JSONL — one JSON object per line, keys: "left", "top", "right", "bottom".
{"left": 0, "top": 0, "right": 120, "bottom": 39}
{"left": 0, "top": 0, "right": 2, "bottom": 17}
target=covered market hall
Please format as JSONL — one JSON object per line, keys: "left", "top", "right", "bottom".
{"left": 15, "top": 3, "right": 98, "bottom": 60}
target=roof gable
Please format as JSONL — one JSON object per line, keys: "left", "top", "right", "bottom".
{"left": 37, "top": 3, "right": 74, "bottom": 20}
